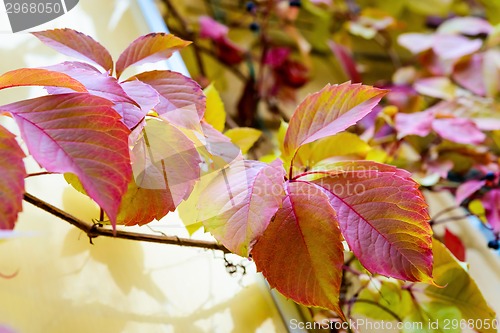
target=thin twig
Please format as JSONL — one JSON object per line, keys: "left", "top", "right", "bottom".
{"left": 23, "top": 192, "right": 230, "bottom": 253}
{"left": 26, "top": 172, "right": 53, "bottom": 178}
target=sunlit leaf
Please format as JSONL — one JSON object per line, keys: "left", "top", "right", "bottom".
{"left": 199, "top": 159, "right": 285, "bottom": 256}
{"left": 224, "top": 128, "right": 262, "bottom": 154}
{"left": 0, "top": 68, "right": 87, "bottom": 92}
{"left": 284, "top": 83, "right": 387, "bottom": 158}
{"left": 116, "top": 33, "right": 191, "bottom": 78}
{"left": 422, "top": 239, "right": 497, "bottom": 333}
{"left": 203, "top": 83, "right": 226, "bottom": 132}
{"left": 309, "top": 161, "right": 434, "bottom": 282}
{"left": 133, "top": 70, "right": 205, "bottom": 129}
{"left": 117, "top": 79, "right": 160, "bottom": 129}
{"left": 32, "top": 29, "right": 113, "bottom": 73}
{"left": 414, "top": 77, "right": 457, "bottom": 100}
{"left": 0, "top": 125, "right": 26, "bottom": 230}
{"left": 402, "top": 302, "right": 461, "bottom": 333}
{"left": 252, "top": 181, "right": 345, "bottom": 319}
{"left": 1, "top": 93, "right": 131, "bottom": 229}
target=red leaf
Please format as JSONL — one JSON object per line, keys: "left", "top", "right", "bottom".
{"left": 309, "top": 161, "right": 434, "bottom": 283}
{"left": 1, "top": 93, "right": 132, "bottom": 229}
{"left": 32, "top": 29, "right": 113, "bottom": 73}
{"left": 432, "top": 118, "right": 486, "bottom": 144}
{"left": 443, "top": 228, "right": 466, "bottom": 261}
{"left": 284, "top": 83, "right": 387, "bottom": 157}
{"left": 329, "top": 41, "right": 362, "bottom": 83}
{"left": 133, "top": 70, "right": 206, "bottom": 129}
{"left": 252, "top": 181, "right": 345, "bottom": 319}
{"left": 0, "top": 68, "right": 87, "bottom": 92}
{"left": 198, "top": 159, "right": 285, "bottom": 256}
{"left": 115, "top": 33, "right": 191, "bottom": 78}
{"left": 0, "top": 125, "right": 26, "bottom": 230}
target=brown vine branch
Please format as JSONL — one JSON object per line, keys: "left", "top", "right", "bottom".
{"left": 23, "top": 192, "right": 230, "bottom": 254}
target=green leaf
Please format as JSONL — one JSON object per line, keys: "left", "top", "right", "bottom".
{"left": 422, "top": 239, "right": 497, "bottom": 333}
{"left": 203, "top": 83, "right": 226, "bottom": 132}
{"left": 224, "top": 128, "right": 262, "bottom": 154}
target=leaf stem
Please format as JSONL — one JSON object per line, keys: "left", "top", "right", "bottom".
{"left": 25, "top": 171, "right": 53, "bottom": 178}
{"left": 23, "top": 192, "right": 230, "bottom": 253}
{"left": 347, "top": 298, "right": 403, "bottom": 322}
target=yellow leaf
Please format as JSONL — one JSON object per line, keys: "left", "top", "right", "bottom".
{"left": 468, "top": 199, "right": 487, "bottom": 223}
{"left": 203, "top": 83, "right": 226, "bottom": 132}
{"left": 366, "top": 148, "right": 388, "bottom": 163}
{"left": 224, "top": 127, "right": 262, "bottom": 154}
{"left": 64, "top": 173, "right": 87, "bottom": 195}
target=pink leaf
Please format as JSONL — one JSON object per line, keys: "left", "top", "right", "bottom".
{"left": 395, "top": 110, "right": 434, "bottom": 138}
{"left": 199, "top": 16, "right": 229, "bottom": 40}
{"left": 133, "top": 70, "right": 206, "bottom": 129}
{"left": 472, "top": 118, "right": 500, "bottom": 131}
{"left": 398, "top": 33, "right": 435, "bottom": 54}
{"left": 200, "top": 121, "right": 242, "bottom": 169}
{"left": 284, "top": 83, "right": 387, "bottom": 157}
{"left": 199, "top": 159, "right": 285, "bottom": 256}
{"left": 130, "top": 118, "right": 201, "bottom": 209}
{"left": 0, "top": 68, "right": 87, "bottom": 92}
{"left": 252, "top": 181, "right": 345, "bottom": 319}
{"left": 455, "top": 180, "right": 486, "bottom": 205}
{"left": 32, "top": 29, "right": 113, "bottom": 73}
{"left": 1, "top": 93, "right": 132, "bottom": 229}
{"left": 329, "top": 41, "right": 362, "bottom": 83}
{"left": 433, "top": 34, "right": 482, "bottom": 60}
{"left": 482, "top": 189, "right": 500, "bottom": 233}
{"left": 432, "top": 118, "right": 486, "bottom": 144}
{"left": 437, "top": 17, "right": 493, "bottom": 36}
{"left": 444, "top": 228, "right": 466, "bottom": 261}
{"left": 0, "top": 125, "right": 26, "bottom": 230}
{"left": 310, "top": 161, "right": 434, "bottom": 283}
{"left": 115, "top": 33, "right": 191, "bottom": 78}
{"left": 452, "top": 54, "right": 486, "bottom": 96}
{"left": 264, "top": 47, "right": 291, "bottom": 68}
{"left": 116, "top": 80, "right": 160, "bottom": 129}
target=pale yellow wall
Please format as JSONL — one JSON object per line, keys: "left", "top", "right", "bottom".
{"left": 0, "top": 1, "right": 288, "bottom": 332}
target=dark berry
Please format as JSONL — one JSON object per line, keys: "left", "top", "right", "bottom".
{"left": 289, "top": 0, "right": 301, "bottom": 7}
{"left": 484, "top": 172, "right": 495, "bottom": 181}
{"left": 488, "top": 240, "right": 500, "bottom": 250}
{"left": 245, "top": 1, "right": 255, "bottom": 12}
{"left": 249, "top": 22, "right": 260, "bottom": 32}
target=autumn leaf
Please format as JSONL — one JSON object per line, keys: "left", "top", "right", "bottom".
{"left": 443, "top": 228, "right": 466, "bottom": 262}
{"left": 252, "top": 181, "right": 345, "bottom": 319}
{"left": 0, "top": 93, "right": 131, "bottom": 229}
{"left": 116, "top": 33, "right": 191, "bottom": 78}
{"left": 455, "top": 180, "right": 486, "bottom": 205}
{"left": 309, "top": 161, "right": 434, "bottom": 283}
{"left": 284, "top": 82, "right": 387, "bottom": 158}
{"left": 0, "top": 125, "right": 26, "bottom": 230}
{"left": 117, "top": 79, "right": 160, "bottom": 129}
{"left": 432, "top": 118, "right": 486, "bottom": 144}
{"left": 421, "top": 239, "right": 497, "bottom": 333}
{"left": 198, "top": 159, "right": 285, "bottom": 256}
{"left": 481, "top": 189, "right": 500, "bottom": 233}
{"left": 0, "top": 68, "right": 87, "bottom": 92}
{"left": 133, "top": 70, "right": 206, "bottom": 129}
{"left": 32, "top": 29, "right": 114, "bottom": 73}
{"left": 224, "top": 128, "right": 262, "bottom": 155}
{"left": 203, "top": 83, "right": 226, "bottom": 132}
